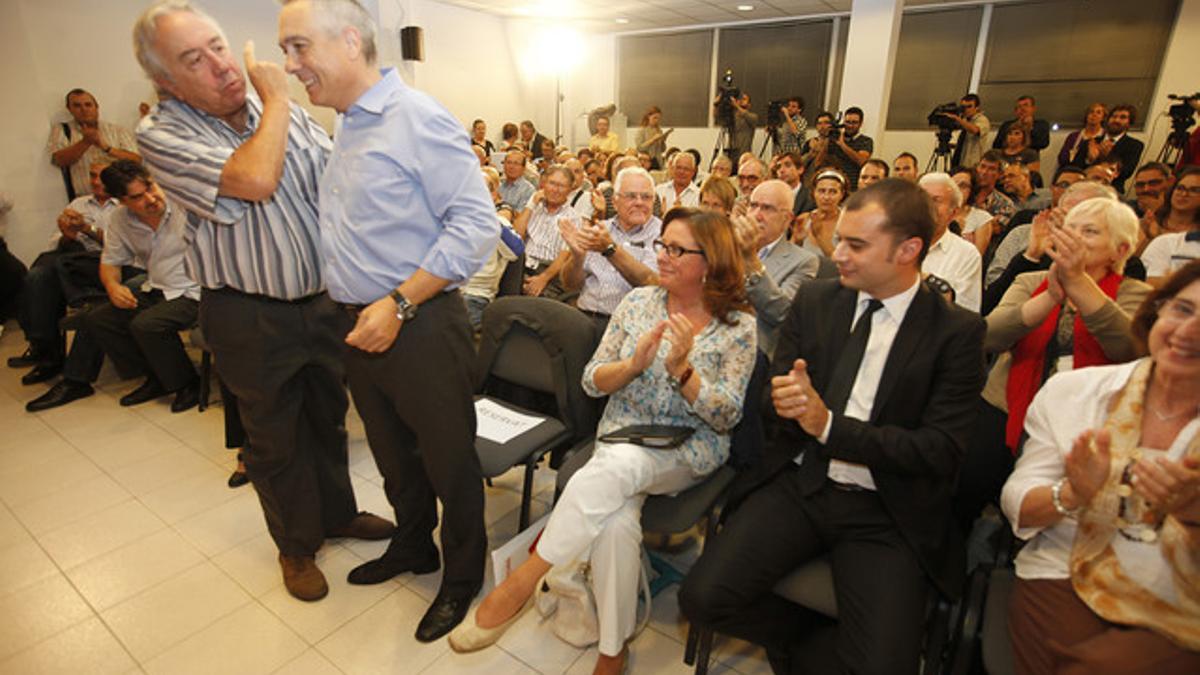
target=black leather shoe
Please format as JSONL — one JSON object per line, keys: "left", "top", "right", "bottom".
{"left": 170, "top": 381, "right": 200, "bottom": 413}
{"left": 21, "top": 362, "right": 62, "bottom": 385}
{"left": 227, "top": 469, "right": 249, "bottom": 488}
{"left": 346, "top": 548, "right": 440, "bottom": 585}
{"left": 26, "top": 380, "right": 94, "bottom": 412}
{"left": 120, "top": 378, "right": 166, "bottom": 407}
{"left": 8, "top": 347, "right": 41, "bottom": 368}
{"left": 416, "top": 585, "right": 482, "bottom": 643}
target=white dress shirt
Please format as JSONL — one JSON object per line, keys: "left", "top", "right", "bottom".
{"left": 923, "top": 231, "right": 982, "bottom": 312}
{"left": 1142, "top": 231, "right": 1200, "bottom": 278}
{"left": 655, "top": 181, "right": 700, "bottom": 208}
{"left": 800, "top": 277, "right": 921, "bottom": 490}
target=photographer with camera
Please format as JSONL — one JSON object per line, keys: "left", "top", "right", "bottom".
{"left": 799, "top": 108, "right": 873, "bottom": 189}
{"left": 943, "top": 94, "right": 990, "bottom": 169}
{"left": 728, "top": 92, "right": 758, "bottom": 160}
{"left": 778, "top": 96, "right": 807, "bottom": 154}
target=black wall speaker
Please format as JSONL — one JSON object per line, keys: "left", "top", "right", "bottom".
{"left": 400, "top": 26, "right": 424, "bottom": 62}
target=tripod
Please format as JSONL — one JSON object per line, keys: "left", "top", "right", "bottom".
{"left": 758, "top": 126, "right": 781, "bottom": 159}
{"left": 1155, "top": 116, "right": 1194, "bottom": 166}
{"left": 926, "top": 127, "right": 955, "bottom": 174}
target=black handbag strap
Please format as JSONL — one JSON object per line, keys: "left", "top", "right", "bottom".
{"left": 59, "top": 122, "right": 77, "bottom": 202}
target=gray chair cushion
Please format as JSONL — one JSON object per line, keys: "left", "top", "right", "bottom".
{"left": 773, "top": 558, "right": 838, "bottom": 618}
{"left": 474, "top": 396, "right": 569, "bottom": 477}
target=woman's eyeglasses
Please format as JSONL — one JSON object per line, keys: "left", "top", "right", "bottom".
{"left": 652, "top": 239, "right": 705, "bottom": 258}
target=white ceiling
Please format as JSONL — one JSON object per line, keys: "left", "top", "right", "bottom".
{"left": 435, "top": 0, "right": 961, "bottom": 32}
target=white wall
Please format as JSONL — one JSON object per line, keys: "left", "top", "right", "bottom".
{"left": 0, "top": 0, "right": 549, "bottom": 265}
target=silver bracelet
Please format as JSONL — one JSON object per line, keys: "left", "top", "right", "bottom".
{"left": 1051, "top": 477, "right": 1079, "bottom": 517}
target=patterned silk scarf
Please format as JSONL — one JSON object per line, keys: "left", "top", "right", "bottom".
{"left": 1070, "top": 358, "right": 1200, "bottom": 650}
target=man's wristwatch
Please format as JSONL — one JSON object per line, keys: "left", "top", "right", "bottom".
{"left": 601, "top": 243, "right": 617, "bottom": 258}
{"left": 389, "top": 289, "right": 418, "bottom": 322}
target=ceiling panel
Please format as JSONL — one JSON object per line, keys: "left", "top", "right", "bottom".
{"left": 432, "top": 0, "right": 971, "bottom": 32}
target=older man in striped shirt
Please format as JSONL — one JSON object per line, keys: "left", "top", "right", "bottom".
{"left": 561, "top": 166, "right": 662, "bottom": 334}
{"left": 130, "top": 0, "right": 393, "bottom": 603}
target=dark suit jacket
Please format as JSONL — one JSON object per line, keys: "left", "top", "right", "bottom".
{"left": 731, "top": 278, "right": 986, "bottom": 598}
{"left": 1103, "top": 135, "right": 1145, "bottom": 194}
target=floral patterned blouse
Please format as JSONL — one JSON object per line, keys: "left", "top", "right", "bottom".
{"left": 583, "top": 286, "right": 758, "bottom": 476}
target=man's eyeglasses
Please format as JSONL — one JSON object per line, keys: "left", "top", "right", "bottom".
{"left": 653, "top": 239, "right": 706, "bottom": 258}
{"left": 617, "top": 192, "right": 654, "bottom": 202}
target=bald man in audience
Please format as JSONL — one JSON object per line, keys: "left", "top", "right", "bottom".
{"left": 737, "top": 179, "right": 819, "bottom": 355}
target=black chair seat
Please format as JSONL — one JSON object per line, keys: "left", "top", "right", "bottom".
{"left": 474, "top": 395, "right": 571, "bottom": 478}
{"left": 642, "top": 466, "right": 736, "bottom": 535}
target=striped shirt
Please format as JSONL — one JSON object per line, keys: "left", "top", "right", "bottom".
{"left": 47, "top": 119, "right": 137, "bottom": 197}
{"left": 55, "top": 194, "right": 117, "bottom": 253}
{"left": 577, "top": 215, "right": 661, "bottom": 315}
{"left": 525, "top": 201, "right": 579, "bottom": 265}
{"left": 135, "top": 96, "right": 332, "bottom": 300}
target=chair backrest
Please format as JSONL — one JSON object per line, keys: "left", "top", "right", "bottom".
{"left": 477, "top": 296, "right": 601, "bottom": 442}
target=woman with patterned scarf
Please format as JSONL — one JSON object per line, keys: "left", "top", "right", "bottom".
{"left": 1001, "top": 260, "right": 1200, "bottom": 673}
{"left": 955, "top": 197, "right": 1151, "bottom": 531}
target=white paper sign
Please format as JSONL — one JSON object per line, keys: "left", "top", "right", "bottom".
{"left": 491, "top": 513, "right": 551, "bottom": 586}
{"left": 475, "top": 398, "right": 545, "bottom": 444}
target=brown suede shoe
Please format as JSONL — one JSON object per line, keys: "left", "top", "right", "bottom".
{"left": 279, "top": 554, "right": 328, "bottom": 601}
{"left": 326, "top": 511, "right": 396, "bottom": 541}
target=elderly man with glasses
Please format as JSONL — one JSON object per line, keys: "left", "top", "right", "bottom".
{"left": 732, "top": 179, "right": 819, "bottom": 355}
{"left": 561, "top": 166, "right": 662, "bottom": 334}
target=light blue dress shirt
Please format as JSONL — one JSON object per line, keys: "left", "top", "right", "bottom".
{"left": 319, "top": 69, "right": 499, "bottom": 304}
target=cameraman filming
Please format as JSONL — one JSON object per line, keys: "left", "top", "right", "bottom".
{"left": 727, "top": 92, "right": 758, "bottom": 160}
{"left": 945, "top": 94, "right": 990, "bottom": 168}
{"left": 800, "top": 109, "right": 872, "bottom": 188}
{"left": 779, "top": 96, "right": 808, "bottom": 154}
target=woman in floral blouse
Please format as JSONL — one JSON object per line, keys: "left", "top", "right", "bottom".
{"left": 450, "top": 207, "right": 757, "bottom": 674}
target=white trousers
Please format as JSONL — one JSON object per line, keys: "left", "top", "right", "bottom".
{"left": 537, "top": 442, "right": 700, "bottom": 655}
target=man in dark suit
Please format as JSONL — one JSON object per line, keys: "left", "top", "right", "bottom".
{"left": 1092, "top": 104, "right": 1145, "bottom": 194}
{"left": 520, "top": 120, "right": 551, "bottom": 161}
{"left": 680, "top": 178, "right": 986, "bottom": 674}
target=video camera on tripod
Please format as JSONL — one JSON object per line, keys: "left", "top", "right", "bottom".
{"left": 714, "top": 69, "right": 741, "bottom": 129}
{"left": 926, "top": 101, "right": 964, "bottom": 172}
{"left": 1157, "top": 92, "right": 1198, "bottom": 164}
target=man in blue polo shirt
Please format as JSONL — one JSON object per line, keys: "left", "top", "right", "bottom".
{"left": 279, "top": 0, "right": 499, "bottom": 642}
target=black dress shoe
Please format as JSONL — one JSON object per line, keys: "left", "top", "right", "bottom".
{"left": 119, "top": 378, "right": 166, "bottom": 407}
{"left": 8, "top": 347, "right": 43, "bottom": 368}
{"left": 346, "top": 548, "right": 440, "bottom": 585}
{"left": 26, "top": 380, "right": 94, "bottom": 412}
{"left": 170, "top": 381, "right": 200, "bottom": 413}
{"left": 227, "top": 468, "right": 249, "bottom": 488}
{"left": 416, "top": 585, "right": 482, "bottom": 643}
{"left": 21, "top": 363, "right": 62, "bottom": 385}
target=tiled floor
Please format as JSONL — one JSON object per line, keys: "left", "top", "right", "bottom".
{"left": 0, "top": 324, "right": 770, "bottom": 675}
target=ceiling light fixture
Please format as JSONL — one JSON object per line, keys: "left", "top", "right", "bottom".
{"left": 615, "top": 17, "right": 629, "bottom": 24}
{"left": 737, "top": 4, "right": 755, "bottom": 10}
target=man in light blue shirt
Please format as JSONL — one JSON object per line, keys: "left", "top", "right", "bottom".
{"left": 279, "top": 0, "right": 499, "bottom": 643}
